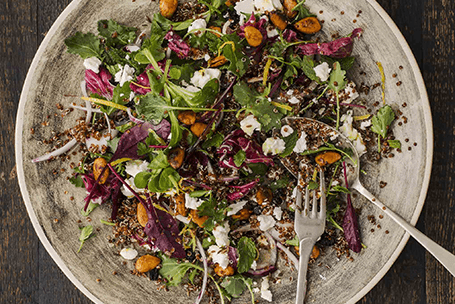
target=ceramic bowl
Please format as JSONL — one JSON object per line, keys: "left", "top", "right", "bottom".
{"left": 15, "top": 0, "right": 433, "bottom": 303}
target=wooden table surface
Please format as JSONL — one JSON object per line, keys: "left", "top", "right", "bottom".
{"left": 1, "top": 0, "right": 454, "bottom": 303}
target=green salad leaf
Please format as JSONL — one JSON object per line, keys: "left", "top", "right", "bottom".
{"left": 65, "top": 32, "right": 103, "bottom": 59}
{"left": 236, "top": 237, "right": 256, "bottom": 273}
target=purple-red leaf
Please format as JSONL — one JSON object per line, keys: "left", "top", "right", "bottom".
{"left": 217, "top": 130, "right": 273, "bottom": 170}
{"left": 110, "top": 121, "right": 170, "bottom": 162}
{"left": 239, "top": 14, "right": 267, "bottom": 39}
{"left": 342, "top": 162, "right": 362, "bottom": 253}
{"left": 164, "top": 30, "right": 190, "bottom": 59}
{"left": 296, "top": 28, "right": 363, "bottom": 58}
{"left": 85, "top": 68, "right": 114, "bottom": 100}
{"left": 227, "top": 178, "right": 259, "bottom": 201}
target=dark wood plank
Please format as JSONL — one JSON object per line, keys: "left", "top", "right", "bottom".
{"left": 0, "top": 0, "right": 40, "bottom": 303}
{"left": 2, "top": 0, "right": 454, "bottom": 303}
{"left": 421, "top": 0, "right": 455, "bottom": 303}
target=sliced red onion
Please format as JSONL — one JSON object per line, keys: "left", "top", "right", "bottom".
{"left": 276, "top": 242, "right": 298, "bottom": 269}
{"left": 126, "top": 107, "right": 145, "bottom": 124}
{"left": 80, "top": 80, "right": 93, "bottom": 124}
{"left": 104, "top": 112, "right": 112, "bottom": 135}
{"left": 69, "top": 104, "right": 103, "bottom": 114}
{"left": 31, "top": 138, "right": 78, "bottom": 163}
{"left": 195, "top": 238, "right": 208, "bottom": 304}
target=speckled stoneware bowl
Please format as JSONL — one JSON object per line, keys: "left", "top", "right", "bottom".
{"left": 15, "top": 0, "right": 433, "bottom": 303}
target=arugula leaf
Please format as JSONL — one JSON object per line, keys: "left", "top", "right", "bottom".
{"left": 149, "top": 151, "right": 170, "bottom": 169}
{"left": 270, "top": 175, "right": 290, "bottom": 191}
{"left": 321, "top": 55, "right": 356, "bottom": 71}
{"left": 69, "top": 175, "right": 84, "bottom": 188}
{"left": 97, "top": 19, "right": 137, "bottom": 47}
{"left": 81, "top": 202, "right": 98, "bottom": 216}
{"left": 292, "top": 0, "right": 316, "bottom": 20}
{"left": 286, "top": 235, "right": 299, "bottom": 247}
{"left": 221, "top": 38, "right": 250, "bottom": 77}
{"left": 236, "top": 237, "right": 256, "bottom": 273}
{"left": 77, "top": 225, "right": 95, "bottom": 253}
{"left": 159, "top": 255, "right": 201, "bottom": 286}
{"left": 299, "top": 56, "right": 320, "bottom": 82}
{"left": 279, "top": 131, "right": 299, "bottom": 157}
{"left": 202, "top": 132, "right": 224, "bottom": 149}
{"left": 233, "top": 82, "right": 283, "bottom": 132}
{"left": 233, "top": 150, "right": 246, "bottom": 167}
{"left": 330, "top": 185, "right": 351, "bottom": 194}
{"left": 221, "top": 276, "right": 247, "bottom": 298}
{"left": 246, "top": 163, "right": 269, "bottom": 177}
{"left": 198, "top": 199, "right": 227, "bottom": 230}
{"left": 65, "top": 32, "right": 103, "bottom": 59}
{"left": 371, "top": 105, "right": 395, "bottom": 138}
{"left": 328, "top": 62, "right": 347, "bottom": 129}
{"left": 135, "top": 36, "right": 166, "bottom": 65}
{"left": 136, "top": 93, "right": 169, "bottom": 122}
{"left": 190, "top": 190, "right": 211, "bottom": 198}
{"left": 102, "top": 82, "right": 131, "bottom": 115}
{"left": 388, "top": 139, "right": 401, "bottom": 149}
{"left": 308, "top": 180, "right": 319, "bottom": 190}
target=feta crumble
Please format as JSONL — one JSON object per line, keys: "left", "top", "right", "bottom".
{"left": 208, "top": 245, "right": 230, "bottom": 269}
{"left": 114, "top": 64, "right": 135, "bottom": 86}
{"left": 262, "top": 137, "right": 286, "bottom": 155}
{"left": 213, "top": 221, "right": 231, "bottom": 247}
{"left": 260, "top": 277, "right": 273, "bottom": 302}
{"left": 190, "top": 68, "right": 221, "bottom": 88}
{"left": 227, "top": 200, "right": 248, "bottom": 216}
{"left": 293, "top": 131, "right": 308, "bottom": 153}
{"left": 188, "top": 19, "right": 207, "bottom": 37}
{"left": 184, "top": 193, "right": 203, "bottom": 210}
{"left": 125, "top": 160, "right": 150, "bottom": 178}
{"left": 257, "top": 215, "right": 276, "bottom": 231}
{"left": 280, "top": 125, "right": 294, "bottom": 137}
{"left": 83, "top": 57, "right": 102, "bottom": 73}
{"left": 313, "top": 62, "right": 332, "bottom": 82}
{"left": 273, "top": 207, "right": 283, "bottom": 221}
{"left": 340, "top": 110, "right": 367, "bottom": 155}
{"left": 288, "top": 96, "right": 300, "bottom": 104}
{"left": 360, "top": 119, "right": 372, "bottom": 130}
{"left": 240, "top": 115, "right": 261, "bottom": 136}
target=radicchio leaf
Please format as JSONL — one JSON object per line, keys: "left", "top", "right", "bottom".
{"left": 283, "top": 29, "right": 298, "bottom": 42}
{"left": 130, "top": 68, "right": 151, "bottom": 95}
{"left": 227, "top": 178, "right": 259, "bottom": 201}
{"left": 110, "top": 121, "right": 170, "bottom": 162}
{"left": 164, "top": 30, "right": 190, "bottom": 59}
{"left": 296, "top": 28, "right": 363, "bottom": 58}
{"left": 81, "top": 173, "right": 112, "bottom": 204}
{"left": 85, "top": 68, "right": 114, "bottom": 99}
{"left": 217, "top": 130, "right": 273, "bottom": 170}
{"left": 342, "top": 161, "right": 361, "bottom": 253}
{"left": 107, "top": 164, "right": 185, "bottom": 258}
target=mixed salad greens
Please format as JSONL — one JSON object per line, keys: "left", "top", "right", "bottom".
{"left": 33, "top": 0, "right": 400, "bottom": 302}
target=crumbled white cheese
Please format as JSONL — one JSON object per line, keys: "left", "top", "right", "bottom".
{"left": 343, "top": 81, "right": 360, "bottom": 104}
{"left": 258, "top": 215, "right": 276, "bottom": 231}
{"left": 234, "top": 0, "right": 255, "bottom": 15}
{"left": 340, "top": 110, "right": 367, "bottom": 155}
{"left": 262, "top": 137, "right": 286, "bottom": 155}
{"left": 266, "top": 27, "right": 279, "bottom": 38}
{"left": 273, "top": 207, "right": 283, "bottom": 221}
{"left": 129, "top": 91, "right": 135, "bottom": 101}
{"left": 121, "top": 177, "right": 141, "bottom": 197}
{"left": 208, "top": 245, "right": 230, "bottom": 269}
{"left": 318, "top": 107, "right": 326, "bottom": 115}
{"left": 114, "top": 64, "right": 135, "bottom": 86}
{"left": 227, "top": 200, "right": 248, "bottom": 216}
{"left": 204, "top": 53, "right": 211, "bottom": 61}
{"left": 254, "top": 0, "right": 276, "bottom": 13}
{"left": 313, "top": 62, "right": 332, "bottom": 82}
{"left": 286, "top": 89, "right": 294, "bottom": 96}
{"left": 331, "top": 180, "right": 340, "bottom": 186}
{"left": 185, "top": 193, "right": 203, "bottom": 210}
{"left": 175, "top": 215, "right": 191, "bottom": 224}
{"left": 125, "top": 160, "right": 150, "bottom": 178}
{"left": 293, "top": 131, "right": 308, "bottom": 153}
{"left": 288, "top": 96, "right": 300, "bottom": 104}
{"left": 329, "top": 131, "right": 339, "bottom": 141}
{"left": 280, "top": 125, "right": 294, "bottom": 137}
{"left": 253, "top": 287, "right": 260, "bottom": 293}
{"left": 188, "top": 19, "right": 207, "bottom": 37}
{"left": 260, "top": 277, "right": 273, "bottom": 302}
{"left": 251, "top": 260, "right": 258, "bottom": 271}
{"left": 83, "top": 57, "right": 102, "bottom": 73}
{"left": 120, "top": 248, "right": 138, "bottom": 260}
{"left": 190, "top": 68, "right": 221, "bottom": 88}
{"left": 213, "top": 221, "right": 231, "bottom": 247}
{"left": 125, "top": 45, "right": 140, "bottom": 52}
{"left": 360, "top": 119, "right": 372, "bottom": 130}
{"left": 240, "top": 115, "right": 261, "bottom": 136}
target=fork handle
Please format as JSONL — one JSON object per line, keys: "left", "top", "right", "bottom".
{"left": 295, "top": 238, "right": 316, "bottom": 304}
{"left": 352, "top": 181, "right": 455, "bottom": 277}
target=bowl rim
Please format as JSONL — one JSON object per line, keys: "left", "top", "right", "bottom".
{"left": 14, "top": 0, "right": 433, "bottom": 303}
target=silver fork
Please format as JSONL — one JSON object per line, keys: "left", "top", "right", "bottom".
{"left": 294, "top": 171, "right": 326, "bottom": 304}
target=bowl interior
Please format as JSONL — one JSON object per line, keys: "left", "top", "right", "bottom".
{"left": 16, "top": 0, "right": 432, "bottom": 303}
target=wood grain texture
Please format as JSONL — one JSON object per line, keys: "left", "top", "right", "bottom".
{"left": 1, "top": 0, "right": 454, "bottom": 304}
